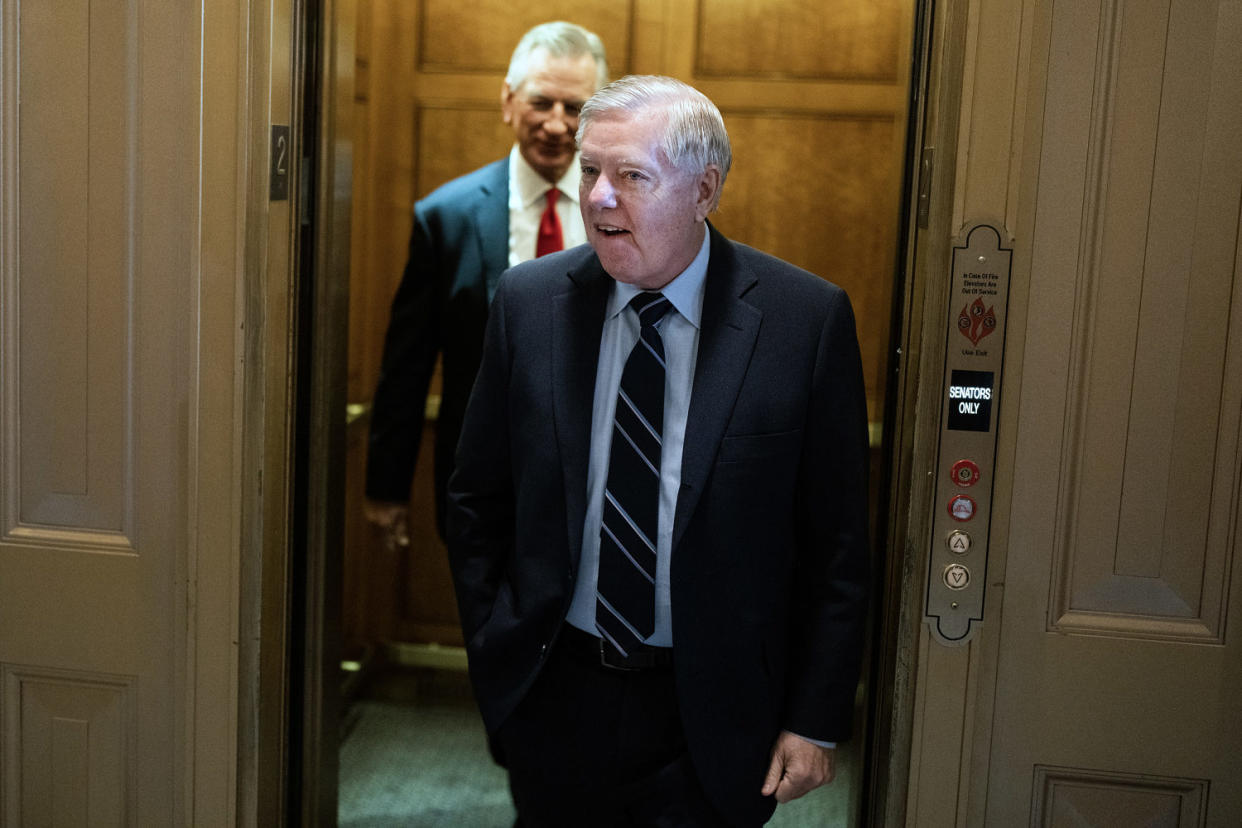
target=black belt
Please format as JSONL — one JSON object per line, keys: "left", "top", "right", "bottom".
{"left": 559, "top": 624, "right": 674, "bottom": 672}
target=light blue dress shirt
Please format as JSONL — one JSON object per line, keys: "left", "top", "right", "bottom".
{"left": 561, "top": 225, "right": 837, "bottom": 752}
{"left": 565, "top": 225, "right": 711, "bottom": 646}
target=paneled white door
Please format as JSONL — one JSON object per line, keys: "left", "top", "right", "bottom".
{"left": 982, "top": 1, "right": 1242, "bottom": 823}
{"left": 0, "top": 0, "right": 246, "bottom": 824}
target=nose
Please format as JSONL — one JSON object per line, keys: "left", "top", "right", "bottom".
{"left": 543, "top": 103, "right": 571, "bottom": 136}
{"left": 586, "top": 172, "right": 617, "bottom": 209}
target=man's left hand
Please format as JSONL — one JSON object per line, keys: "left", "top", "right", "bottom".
{"left": 760, "top": 731, "right": 836, "bottom": 803}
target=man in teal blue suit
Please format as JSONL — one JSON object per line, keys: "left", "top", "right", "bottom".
{"left": 366, "top": 22, "right": 608, "bottom": 546}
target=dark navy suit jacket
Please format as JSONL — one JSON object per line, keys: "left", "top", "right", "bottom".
{"left": 446, "top": 224, "right": 871, "bottom": 826}
{"left": 367, "top": 159, "right": 509, "bottom": 534}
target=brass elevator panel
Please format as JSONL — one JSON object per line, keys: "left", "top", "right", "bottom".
{"left": 925, "top": 225, "right": 1012, "bottom": 645}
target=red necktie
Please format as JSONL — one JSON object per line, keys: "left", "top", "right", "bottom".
{"left": 535, "top": 188, "right": 563, "bottom": 257}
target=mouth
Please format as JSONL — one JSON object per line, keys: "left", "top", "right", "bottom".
{"left": 595, "top": 224, "right": 629, "bottom": 237}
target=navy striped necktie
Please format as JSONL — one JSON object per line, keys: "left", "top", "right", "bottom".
{"left": 596, "top": 292, "right": 671, "bottom": 655}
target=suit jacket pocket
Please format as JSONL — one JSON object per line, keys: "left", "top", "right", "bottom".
{"left": 466, "top": 578, "right": 513, "bottom": 653}
{"left": 716, "top": 429, "right": 802, "bottom": 465}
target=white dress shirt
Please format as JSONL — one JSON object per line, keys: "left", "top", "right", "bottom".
{"left": 507, "top": 145, "right": 587, "bottom": 266}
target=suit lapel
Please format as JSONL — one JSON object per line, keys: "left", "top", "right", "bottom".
{"left": 672, "top": 229, "right": 761, "bottom": 554}
{"left": 476, "top": 159, "right": 510, "bottom": 301}
{"left": 552, "top": 257, "right": 611, "bottom": 568}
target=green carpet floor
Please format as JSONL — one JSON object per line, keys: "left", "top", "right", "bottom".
{"left": 338, "top": 672, "right": 516, "bottom": 827}
{"left": 337, "top": 669, "right": 856, "bottom": 826}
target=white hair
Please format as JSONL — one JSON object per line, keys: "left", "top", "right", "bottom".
{"left": 505, "top": 21, "right": 609, "bottom": 92}
{"left": 578, "top": 75, "right": 732, "bottom": 189}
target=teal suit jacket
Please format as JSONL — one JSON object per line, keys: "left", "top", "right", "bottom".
{"left": 367, "top": 159, "right": 509, "bottom": 534}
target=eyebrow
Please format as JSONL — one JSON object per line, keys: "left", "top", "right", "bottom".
{"left": 524, "top": 87, "right": 586, "bottom": 105}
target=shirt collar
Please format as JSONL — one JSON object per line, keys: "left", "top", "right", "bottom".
{"left": 607, "top": 223, "right": 710, "bottom": 329}
{"left": 509, "top": 145, "right": 581, "bottom": 210}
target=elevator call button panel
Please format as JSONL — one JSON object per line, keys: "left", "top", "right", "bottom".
{"left": 924, "top": 224, "right": 1012, "bottom": 645}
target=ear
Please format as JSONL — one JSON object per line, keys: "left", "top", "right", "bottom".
{"left": 694, "top": 165, "right": 724, "bottom": 220}
{"left": 500, "top": 82, "right": 515, "bottom": 125}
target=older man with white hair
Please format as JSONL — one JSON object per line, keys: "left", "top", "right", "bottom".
{"left": 448, "top": 75, "right": 871, "bottom": 826}
{"left": 366, "top": 21, "right": 608, "bottom": 547}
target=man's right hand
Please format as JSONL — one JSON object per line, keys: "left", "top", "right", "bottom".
{"left": 364, "top": 500, "right": 410, "bottom": 550}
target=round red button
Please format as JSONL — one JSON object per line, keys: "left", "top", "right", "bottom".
{"left": 950, "top": 459, "right": 981, "bottom": 487}
{"left": 948, "top": 494, "right": 976, "bottom": 522}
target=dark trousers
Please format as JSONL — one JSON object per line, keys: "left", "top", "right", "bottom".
{"left": 496, "top": 632, "right": 732, "bottom": 827}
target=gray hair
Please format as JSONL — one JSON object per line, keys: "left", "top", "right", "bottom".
{"left": 505, "top": 22, "right": 609, "bottom": 92}
{"left": 577, "top": 75, "right": 732, "bottom": 189}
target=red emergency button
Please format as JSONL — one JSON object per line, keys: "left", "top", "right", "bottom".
{"left": 950, "top": 458, "right": 981, "bottom": 487}
{"left": 948, "top": 494, "right": 976, "bottom": 522}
